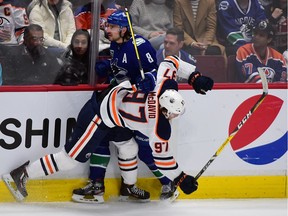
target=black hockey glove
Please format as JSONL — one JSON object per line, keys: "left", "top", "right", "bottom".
{"left": 174, "top": 172, "right": 198, "bottom": 194}
{"left": 188, "top": 71, "right": 214, "bottom": 95}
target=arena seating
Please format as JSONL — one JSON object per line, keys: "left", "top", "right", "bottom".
{"left": 193, "top": 55, "right": 228, "bottom": 83}
{"left": 226, "top": 55, "right": 241, "bottom": 82}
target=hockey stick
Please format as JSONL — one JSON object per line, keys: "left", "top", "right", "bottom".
{"left": 195, "top": 67, "right": 268, "bottom": 180}
{"left": 123, "top": 4, "right": 145, "bottom": 79}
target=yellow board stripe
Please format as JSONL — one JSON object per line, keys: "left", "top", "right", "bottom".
{"left": 0, "top": 176, "right": 287, "bottom": 202}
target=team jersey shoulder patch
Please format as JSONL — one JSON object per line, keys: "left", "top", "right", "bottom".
{"left": 135, "top": 37, "right": 146, "bottom": 46}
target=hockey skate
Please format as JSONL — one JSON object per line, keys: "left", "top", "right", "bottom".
{"left": 72, "top": 180, "right": 105, "bottom": 204}
{"left": 2, "top": 161, "right": 30, "bottom": 202}
{"left": 119, "top": 180, "right": 150, "bottom": 202}
{"left": 160, "top": 181, "right": 179, "bottom": 202}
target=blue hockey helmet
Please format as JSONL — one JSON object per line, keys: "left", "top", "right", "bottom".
{"left": 107, "top": 10, "right": 130, "bottom": 29}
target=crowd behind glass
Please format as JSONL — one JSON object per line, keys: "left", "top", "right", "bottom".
{"left": 0, "top": 0, "right": 287, "bottom": 86}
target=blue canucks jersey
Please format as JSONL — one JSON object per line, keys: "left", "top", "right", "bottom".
{"left": 109, "top": 35, "right": 158, "bottom": 84}
{"left": 217, "top": 0, "right": 267, "bottom": 47}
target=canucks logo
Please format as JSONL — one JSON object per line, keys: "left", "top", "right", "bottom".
{"left": 110, "top": 59, "right": 129, "bottom": 83}
{"left": 229, "top": 95, "right": 287, "bottom": 165}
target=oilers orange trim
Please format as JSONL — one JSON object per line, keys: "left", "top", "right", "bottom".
{"left": 111, "top": 89, "right": 122, "bottom": 127}
{"left": 118, "top": 160, "right": 137, "bottom": 167}
{"left": 132, "top": 84, "right": 137, "bottom": 92}
{"left": 166, "top": 56, "right": 179, "bottom": 69}
{"left": 70, "top": 116, "right": 100, "bottom": 157}
{"left": 155, "top": 160, "right": 176, "bottom": 166}
{"left": 44, "top": 155, "right": 54, "bottom": 174}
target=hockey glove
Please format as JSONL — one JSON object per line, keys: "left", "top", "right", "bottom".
{"left": 174, "top": 172, "right": 198, "bottom": 194}
{"left": 136, "top": 72, "right": 156, "bottom": 93}
{"left": 188, "top": 71, "right": 214, "bottom": 95}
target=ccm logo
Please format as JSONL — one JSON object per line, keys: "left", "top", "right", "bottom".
{"left": 237, "top": 111, "right": 252, "bottom": 129}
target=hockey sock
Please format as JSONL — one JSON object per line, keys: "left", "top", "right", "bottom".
{"left": 26, "top": 149, "right": 80, "bottom": 179}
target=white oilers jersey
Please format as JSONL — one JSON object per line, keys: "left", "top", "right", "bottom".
{"left": 0, "top": 3, "right": 29, "bottom": 44}
{"left": 100, "top": 81, "right": 160, "bottom": 140}
{"left": 100, "top": 56, "right": 195, "bottom": 180}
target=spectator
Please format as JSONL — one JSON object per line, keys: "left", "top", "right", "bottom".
{"left": 0, "top": 0, "right": 29, "bottom": 45}
{"left": 74, "top": 2, "right": 93, "bottom": 30}
{"left": 156, "top": 27, "right": 197, "bottom": 82}
{"left": 236, "top": 21, "right": 287, "bottom": 83}
{"left": 129, "top": 0, "right": 174, "bottom": 50}
{"left": 1, "top": 24, "right": 61, "bottom": 85}
{"left": 28, "top": 0, "right": 76, "bottom": 51}
{"left": 265, "top": 0, "right": 287, "bottom": 53}
{"left": 174, "top": 0, "right": 224, "bottom": 56}
{"left": 55, "top": 29, "right": 90, "bottom": 85}
{"left": 74, "top": 2, "right": 119, "bottom": 30}
{"left": 156, "top": 27, "right": 197, "bottom": 64}
{"left": 217, "top": 0, "right": 267, "bottom": 56}
{"left": 74, "top": 2, "right": 117, "bottom": 56}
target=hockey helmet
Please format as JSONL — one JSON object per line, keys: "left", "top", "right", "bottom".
{"left": 159, "top": 89, "right": 185, "bottom": 119}
{"left": 107, "top": 10, "right": 130, "bottom": 29}
{"left": 253, "top": 21, "right": 274, "bottom": 38}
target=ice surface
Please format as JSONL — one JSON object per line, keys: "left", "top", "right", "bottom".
{"left": 0, "top": 199, "right": 287, "bottom": 216}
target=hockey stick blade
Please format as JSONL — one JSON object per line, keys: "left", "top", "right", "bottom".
{"left": 2, "top": 174, "right": 25, "bottom": 202}
{"left": 195, "top": 67, "right": 268, "bottom": 180}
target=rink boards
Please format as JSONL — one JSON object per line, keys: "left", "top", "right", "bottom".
{"left": 0, "top": 84, "right": 287, "bottom": 202}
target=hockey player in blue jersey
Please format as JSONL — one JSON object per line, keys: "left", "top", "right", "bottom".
{"left": 217, "top": 0, "right": 267, "bottom": 56}
{"left": 236, "top": 20, "right": 287, "bottom": 83}
{"left": 96, "top": 11, "right": 158, "bottom": 87}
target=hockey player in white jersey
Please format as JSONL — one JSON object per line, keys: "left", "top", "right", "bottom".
{"left": 100, "top": 55, "right": 213, "bottom": 198}
{"left": 0, "top": 0, "right": 29, "bottom": 44}
{"left": 2, "top": 55, "right": 213, "bottom": 202}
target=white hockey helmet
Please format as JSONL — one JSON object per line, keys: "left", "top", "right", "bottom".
{"left": 159, "top": 89, "right": 185, "bottom": 119}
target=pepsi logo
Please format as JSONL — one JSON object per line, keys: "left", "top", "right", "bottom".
{"left": 229, "top": 95, "right": 287, "bottom": 165}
